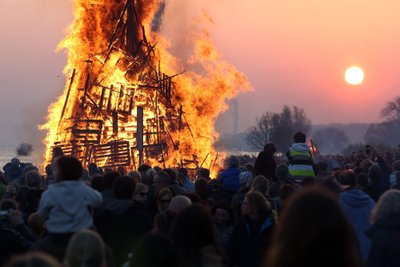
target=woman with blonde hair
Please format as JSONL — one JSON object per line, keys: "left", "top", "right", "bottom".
{"left": 229, "top": 191, "right": 276, "bottom": 267}
{"left": 367, "top": 189, "right": 400, "bottom": 267}
{"left": 64, "top": 229, "right": 107, "bottom": 267}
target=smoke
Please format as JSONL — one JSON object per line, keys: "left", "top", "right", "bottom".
{"left": 16, "top": 143, "right": 33, "bottom": 156}
{"left": 151, "top": 0, "right": 166, "bottom": 32}
{"left": 160, "top": 0, "right": 202, "bottom": 64}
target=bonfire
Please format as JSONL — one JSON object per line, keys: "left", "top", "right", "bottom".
{"left": 41, "top": 0, "right": 250, "bottom": 173}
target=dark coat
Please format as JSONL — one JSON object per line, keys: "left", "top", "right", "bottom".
{"left": 0, "top": 221, "right": 33, "bottom": 265}
{"left": 254, "top": 152, "right": 276, "bottom": 179}
{"left": 366, "top": 213, "right": 400, "bottom": 267}
{"left": 94, "top": 200, "right": 152, "bottom": 266}
{"left": 229, "top": 214, "right": 275, "bottom": 267}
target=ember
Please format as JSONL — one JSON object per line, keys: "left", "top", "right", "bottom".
{"left": 41, "top": 0, "right": 250, "bottom": 173}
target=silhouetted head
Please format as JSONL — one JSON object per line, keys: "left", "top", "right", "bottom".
{"left": 24, "top": 171, "right": 42, "bottom": 188}
{"left": 138, "top": 164, "right": 152, "bottom": 174}
{"left": 275, "top": 164, "right": 290, "bottom": 182}
{"left": 127, "top": 170, "right": 141, "bottom": 183}
{"left": 153, "top": 171, "right": 171, "bottom": 192}
{"left": 129, "top": 233, "right": 179, "bottom": 267}
{"left": 103, "top": 171, "right": 120, "bottom": 190}
{"left": 168, "top": 195, "right": 192, "bottom": 213}
{"left": 242, "top": 191, "right": 271, "bottom": 218}
{"left": 368, "top": 164, "right": 381, "bottom": 183}
{"left": 227, "top": 155, "right": 240, "bottom": 168}
{"left": 212, "top": 201, "right": 234, "bottom": 226}
{"left": 156, "top": 187, "right": 173, "bottom": 212}
{"left": 64, "top": 229, "right": 106, "bottom": 267}
{"left": 171, "top": 204, "right": 221, "bottom": 267}
{"left": 356, "top": 173, "right": 369, "bottom": 189}
{"left": 4, "top": 252, "right": 62, "bottom": 267}
{"left": 163, "top": 168, "right": 177, "bottom": 183}
{"left": 371, "top": 189, "right": 400, "bottom": 223}
{"left": 54, "top": 156, "right": 83, "bottom": 182}
{"left": 251, "top": 175, "right": 269, "bottom": 195}
{"left": 339, "top": 171, "right": 357, "bottom": 189}
{"left": 393, "top": 160, "right": 400, "bottom": 171}
{"left": 90, "top": 175, "right": 104, "bottom": 192}
{"left": 132, "top": 183, "right": 149, "bottom": 204}
{"left": 52, "top": 147, "right": 64, "bottom": 159}
{"left": 293, "top": 131, "right": 307, "bottom": 143}
{"left": 264, "top": 143, "right": 277, "bottom": 154}
{"left": 113, "top": 176, "right": 136, "bottom": 200}
{"left": 197, "top": 167, "right": 210, "bottom": 180}
{"left": 266, "top": 189, "right": 362, "bottom": 267}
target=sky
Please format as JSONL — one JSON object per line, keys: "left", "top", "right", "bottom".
{"left": 1, "top": 0, "right": 400, "bottom": 150}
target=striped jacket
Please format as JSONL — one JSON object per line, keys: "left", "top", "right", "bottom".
{"left": 287, "top": 143, "right": 316, "bottom": 180}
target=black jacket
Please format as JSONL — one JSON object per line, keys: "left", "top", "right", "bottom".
{"left": 94, "top": 200, "right": 152, "bottom": 266}
{"left": 229, "top": 214, "right": 275, "bottom": 267}
{"left": 0, "top": 221, "right": 34, "bottom": 265}
{"left": 367, "top": 213, "right": 400, "bottom": 267}
{"left": 254, "top": 152, "right": 276, "bottom": 179}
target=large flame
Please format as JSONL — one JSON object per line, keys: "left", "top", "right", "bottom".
{"left": 41, "top": 0, "right": 250, "bottom": 173}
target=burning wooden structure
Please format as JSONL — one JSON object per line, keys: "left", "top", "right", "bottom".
{"left": 52, "top": 0, "right": 196, "bottom": 169}
{"left": 42, "top": 0, "right": 251, "bottom": 174}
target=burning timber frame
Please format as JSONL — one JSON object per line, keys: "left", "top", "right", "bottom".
{"left": 53, "top": 0, "right": 199, "bottom": 170}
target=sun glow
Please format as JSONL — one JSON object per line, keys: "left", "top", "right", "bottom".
{"left": 345, "top": 66, "right": 364, "bottom": 85}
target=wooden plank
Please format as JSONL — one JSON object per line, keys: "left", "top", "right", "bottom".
{"left": 59, "top": 69, "right": 76, "bottom": 125}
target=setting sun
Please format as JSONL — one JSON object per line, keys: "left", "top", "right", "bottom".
{"left": 345, "top": 66, "right": 364, "bottom": 85}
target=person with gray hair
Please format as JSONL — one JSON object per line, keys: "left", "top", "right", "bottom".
{"left": 367, "top": 189, "right": 400, "bottom": 267}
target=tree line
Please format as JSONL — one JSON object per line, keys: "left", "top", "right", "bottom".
{"left": 218, "top": 95, "right": 400, "bottom": 155}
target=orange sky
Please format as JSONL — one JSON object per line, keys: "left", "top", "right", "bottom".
{"left": 1, "top": 0, "right": 400, "bottom": 145}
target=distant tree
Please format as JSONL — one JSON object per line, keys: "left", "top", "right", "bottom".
{"left": 245, "top": 106, "right": 311, "bottom": 152}
{"left": 342, "top": 143, "right": 365, "bottom": 157}
{"left": 363, "top": 96, "right": 400, "bottom": 146}
{"left": 312, "top": 127, "right": 349, "bottom": 154}
{"left": 245, "top": 112, "right": 279, "bottom": 151}
{"left": 364, "top": 121, "right": 400, "bottom": 146}
{"left": 292, "top": 106, "right": 312, "bottom": 133}
{"left": 272, "top": 106, "right": 293, "bottom": 152}
{"left": 381, "top": 96, "right": 400, "bottom": 123}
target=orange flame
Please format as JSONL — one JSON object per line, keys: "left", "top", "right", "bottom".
{"left": 41, "top": 0, "right": 251, "bottom": 174}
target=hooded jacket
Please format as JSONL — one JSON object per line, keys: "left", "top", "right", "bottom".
{"left": 218, "top": 166, "right": 241, "bottom": 193}
{"left": 287, "top": 143, "right": 315, "bottom": 180}
{"left": 38, "top": 181, "right": 102, "bottom": 233}
{"left": 339, "top": 189, "right": 375, "bottom": 262}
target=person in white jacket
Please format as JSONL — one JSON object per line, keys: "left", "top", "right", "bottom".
{"left": 35, "top": 156, "right": 102, "bottom": 260}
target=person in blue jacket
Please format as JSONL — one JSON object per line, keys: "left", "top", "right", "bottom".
{"left": 339, "top": 170, "right": 375, "bottom": 262}
{"left": 217, "top": 155, "right": 241, "bottom": 194}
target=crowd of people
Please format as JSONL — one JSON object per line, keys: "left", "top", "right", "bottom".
{"left": 1, "top": 131, "right": 400, "bottom": 267}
